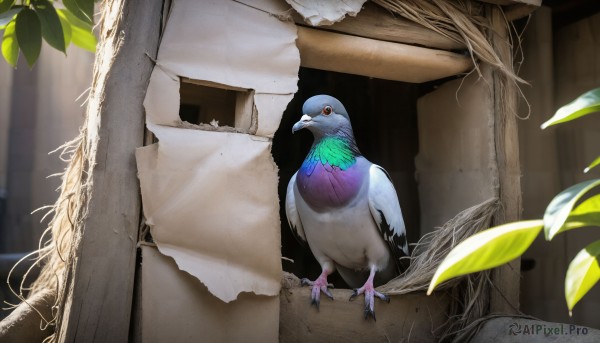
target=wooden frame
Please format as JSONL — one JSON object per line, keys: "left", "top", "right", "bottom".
{"left": 55, "top": 0, "right": 163, "bottom": 342}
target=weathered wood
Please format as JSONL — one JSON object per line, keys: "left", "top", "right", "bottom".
{"left": 292, "top": 2, "right": 465, "bottom": 50}
{"left": 487, "top": 5, "right": 522, "bottom": 315}
{"left": 0, "top": 290, "right": 55, "bottom": 343}
{"left": 550, "top": 10, "right": 600, "bottom": 327}
{"left": 505, "top": 4, "right": 540, "bottom": 21}
{"left": 416, "top": 71, "right": 497, "bottom": 235}
{"left": 296, "top": 26, "right": 473, "bottom": 83}
{"left": 280, "top": 287, "right": 449, "bottom": 343}
{"left": 471, "top": 317, "right": 600, "bottom": 342}
{"left": 478, "top": 0, "right": 541, "bottom": 20}
{"left": 517, "top": 7, "right": 565, "bottom": 324}
{"left": 56, "top": 0, "right": 163, "bottom": 342}
{"left": 477, "top": 0, "right": 541, "bottom": 6}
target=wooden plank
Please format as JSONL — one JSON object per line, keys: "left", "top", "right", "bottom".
{"left": 516, "top": 9, "right": 563, "bottom": 325}
{"left": 550, "top": 10, "right": 600, "bottom": 328}
{"left": 280, "top": 287, "right": 449, "bottom": 343}
{"left": 416, "top": 71, "right": 497, "bottom": 234}
{"left": 478, "top": 0, "right": 541, "bottom": 20}
{"left": 296, "top": 26, "right": 473, "bottom": 83}
{"left": 56, "top": 0, "right": 163, "bottom": 342}
{"left": 478, "top": 0, "right": 541, "bottom": 6}
{"left": 487, "top": 5, "right": 522, "bottom": 315}
{"left": 293, "top": 2, "right": 465, "bottom": 50}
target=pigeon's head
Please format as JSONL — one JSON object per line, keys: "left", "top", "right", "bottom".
{"left": 292, "top": 95, "right": 353, "bottom": 138}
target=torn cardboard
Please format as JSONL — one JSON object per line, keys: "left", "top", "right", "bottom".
{"left": 139, "top": 0, "right": 299, "bottom": 307}
{"left": 136, "top": 127, "right": 282, "bottom": 302}
{"left": 141, "top": 245, "right": 279, "bottom": 343}
{"left": 285, "top": 0, "right": 367, "bottom": 26}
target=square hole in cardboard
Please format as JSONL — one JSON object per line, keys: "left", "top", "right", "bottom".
{"left": 179, "top": 79, "right": 255, "bottom": 132}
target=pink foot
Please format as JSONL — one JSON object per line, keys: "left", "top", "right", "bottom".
{"left": 348, "top": 268, "right": 390, "bottom": 321}
{"left": 301, "top": 272, "right": 333, "bottom": 310}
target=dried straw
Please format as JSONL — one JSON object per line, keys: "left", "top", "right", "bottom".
{"left": 380, "top": 198, "right": 501, "bottom": 342}
{"left": 379, "top": 198, "right": 500, "bottom": 295}
{"left": 374, "top": 0, "right": 522, "bottom": 83}
{"left": 4, "top": 2, "right": 111, "bottom": 342}
{"left": 4, "top": 129, "right": 90, "bottom": 343}
{"left": 374, "top": 0, "right": 529, "bottom": 119}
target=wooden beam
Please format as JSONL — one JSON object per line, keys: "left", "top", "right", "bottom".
{"left": 0, "top": 290, "right": 55, "bottom": 342}
{"left": 296, "top": 26, "right": 473, "bottom": 83}
{"left": 478, "top": 0, "right": 541, "bottom": 20}
{"left": 477, "top": 0, "right": 541, "bottom": 6}
{"left": 56, "top": 0, "right": 163, "bottom": 342}
{"left": 292, "top": 2, "right": 465, "bottom": 50}
{"left": 487, "top": 5, "right": 522, "bottom": 315}
{"left": 280, "top": 287, "right": 449, "bottom": 343}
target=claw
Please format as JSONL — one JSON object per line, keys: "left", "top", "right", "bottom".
{"left": 376, "top": 292, "right": 390, "bottom": 303}
{"left": 311, "top": 296, "right": 320, "bottom": 310}
{"left": 350, "top": 267, "right": 390, "bottom": 321}
{"left": 364, "top": 306, "right": 376, "bottom": 321}
{"left": 301, "top": 271, "right": 333, "bottom": 311}
{"left": 349, "top": 288, "right": 360, "bottom": 302}
{"left": 322, "top": 286, "right": 334, "bottom": 300}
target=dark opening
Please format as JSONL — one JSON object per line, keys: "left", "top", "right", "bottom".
{"left": 272, "top": 67, "right": 427, "bottom": 287}
{"left": 179, "top": 82, "right": 237, "bottom": 127}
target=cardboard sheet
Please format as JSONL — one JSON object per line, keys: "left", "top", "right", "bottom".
{"left": 137, "top": 126, "right": 282, "bottom": 302}
{"left": 286, "top": 0, "right": 367, "bottom": 26}
{"left": 138, "top": 0, "right": 299, "bottom": 306}
{"left": 150, "top": 0, "right": 299, "bottom": 137}
{"left": 141, "top": 245, "right": 279, "bottom": 343}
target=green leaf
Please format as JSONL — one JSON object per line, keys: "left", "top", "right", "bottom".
{"left": 542, "top": 88, "right": 600, "bottom": 129}
{"left": 544, "top": 179, "right": 600, "bottom": 240}
{"left": 565, "top": 240, "right": 600, "bottom": 313}
{"left": 15, "top": 8, "right": 41, "bottom": 68}
{"left": 33, "top": 0, "right": 65, "bottom": 53}
{"left": 0, "top": 0, "right": 15, "bottom": 14}
{"left": 70, "top": 22, "right": 96, "bottom": 52}
{"left": 428, "top": 220, "right": 543, "bottom": 295}
{"left": 584, "top": 156, "right": 600, "bottom": 173}
{"left": 56, "top": 9, "right": 72, "bottom": 48}
{"left": 57, "top": 8, "right": 95, "bottom": 52}
{"left": 57, "top": 8, "right": 91, "bottom": 31}
{"left": 563, "top": 194, "right": 600, "bottom": 231}
{"left": 0, "top": 6, "right": 21, "bottom": 27}
{"left": 63, "top": 0, "right": 93, "bottom": 25}
{"left": 1, "top": 19, "right": 18, "bottom": 67}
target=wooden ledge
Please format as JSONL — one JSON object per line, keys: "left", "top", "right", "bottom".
{"left": 280, "top": 286, "right": 449, "bottom": 343}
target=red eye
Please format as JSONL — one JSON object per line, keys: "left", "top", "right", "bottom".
{"left": 322, "top": 105, "right": 332, "bottom": 115}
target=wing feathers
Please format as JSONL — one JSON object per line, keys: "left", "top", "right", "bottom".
{"left": 285, "top": 173, "right": 307, "bottom": 245}
{"left": 368, "top": 165, "right": 409, "bottom": 267}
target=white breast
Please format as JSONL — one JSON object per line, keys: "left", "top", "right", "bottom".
{"left": 294, "top": 183, "right": 392, "bottom": 273}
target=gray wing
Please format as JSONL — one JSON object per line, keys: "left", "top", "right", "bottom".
{"left": 285, "top": 172, "right": 307, "bottom": 245}
{"left": 368, "top": 165, "right": 409, "bottom": 269}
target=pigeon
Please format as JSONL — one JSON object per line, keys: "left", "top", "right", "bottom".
{"left": 285, "top": 94, "right": 409, "bottom": 320}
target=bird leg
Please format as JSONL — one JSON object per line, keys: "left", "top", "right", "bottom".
{"left": 301, "top": 269, "right": 334, "bottom": 310}
{"left": 349, "top": 266, "right": 390, "bottom": 321}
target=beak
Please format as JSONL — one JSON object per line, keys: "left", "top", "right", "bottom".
{"left": 292, "top": 114, "right": 312, "bottom": 133}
